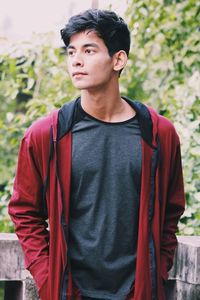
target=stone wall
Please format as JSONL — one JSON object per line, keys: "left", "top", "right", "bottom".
{"left": 0, "top": 233, "right": 200, "bottom": 299}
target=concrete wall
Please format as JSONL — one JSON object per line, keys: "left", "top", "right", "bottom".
{"left": 0, "top": 233, "right": 39, "bottom": 300}
{"left": 165, "top": 236, "right": 200, "bottom": 300}
{"left": 0, "top": 233, "right": 200, "bottom": 299}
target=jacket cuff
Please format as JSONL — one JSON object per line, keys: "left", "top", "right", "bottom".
{"left": 28, "top": 256, "right": 49, "bottom": 291}
{"left": 160, "top": 254, "right": 169, "bottom": 281}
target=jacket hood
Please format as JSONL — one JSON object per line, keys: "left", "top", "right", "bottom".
{"left": 57, "top": 96, "right": 159, "bottom": 148}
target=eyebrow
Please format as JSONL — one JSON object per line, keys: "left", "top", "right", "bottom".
{"left": 67, "top": 43, "right": 100, "bottom": 50}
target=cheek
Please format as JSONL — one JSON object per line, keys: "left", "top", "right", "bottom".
{"left": 67, "top": 64, "right": 71, "bottom": 76}
{"left": 91, "top": 59, "right": 113, "bottom": 77}
{"left": 67, "top": 59, "right": 73, "bottom": 75}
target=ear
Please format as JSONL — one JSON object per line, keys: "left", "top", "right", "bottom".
{"left": 113, "top": 50, "right": 128, "bottom": 72}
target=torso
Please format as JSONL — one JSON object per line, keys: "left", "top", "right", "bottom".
{"left": 68, "top": 99, "right": 142, "bottom": 299}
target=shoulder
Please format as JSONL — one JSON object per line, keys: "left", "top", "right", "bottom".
{"left": 148, "top": 106, "right": 180, "bottom": 145}
{"left": 24, "top": 110, "right": 59, "bottom": 146}
{"left": 158, "top": 114, "right": 177, "bottom": 133}
{"left": 158, "top": 115, "right": 179, "bottom": 143}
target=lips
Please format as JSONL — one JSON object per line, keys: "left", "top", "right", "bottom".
{"left": 72, "top": 72, "right": 88, "bottom": 77}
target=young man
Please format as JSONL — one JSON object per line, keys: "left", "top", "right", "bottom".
{"left": 8, "top": 9, "right": 185, "bottom": 300}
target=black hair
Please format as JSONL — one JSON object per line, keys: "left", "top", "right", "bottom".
{"left": 60, "top": 9, "right": 130, "bottom": 58}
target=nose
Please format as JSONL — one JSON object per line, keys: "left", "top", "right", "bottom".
{"left": 72, "top": 53, "right": 84, "bottom": 67}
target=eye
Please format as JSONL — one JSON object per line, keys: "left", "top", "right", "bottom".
{"left": 85, "top": 48, "right": 95, "bottom": 54}
{"left": 67, "top": 49, "right": 75, "bottom": 57}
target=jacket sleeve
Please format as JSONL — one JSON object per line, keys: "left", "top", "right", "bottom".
{"left": 160, "top": 135, "right": 185, "bottom": 281}
{"left": 8, "top": 130, "right": 49, "bottom": 294}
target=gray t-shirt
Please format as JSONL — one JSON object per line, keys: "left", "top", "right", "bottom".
{"left": 69, "top": 102, "right": 142, "bottom": 300}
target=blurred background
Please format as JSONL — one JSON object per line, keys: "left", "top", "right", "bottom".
{"left": 0, "top": 0, "right": 127, "bottom": 45}
{"left": 0, "top": 0, "right": 199, "bottom": 238}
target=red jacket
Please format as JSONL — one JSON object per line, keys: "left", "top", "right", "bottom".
{"left": 8, "top": 97, "right": 185, "bottom": 300}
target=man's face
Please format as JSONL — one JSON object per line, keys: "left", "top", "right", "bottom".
{"left": 66, "top": 30, "right": 116, "bottom": 91}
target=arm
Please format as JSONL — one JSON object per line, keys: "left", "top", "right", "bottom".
{"left": 8, "top": 131, "right": 49, "bottom": 294}
{"left": 160, "top": 138, "right": 185, "bottom": 281}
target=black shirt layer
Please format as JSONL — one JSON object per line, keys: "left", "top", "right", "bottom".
{"left": 69, "top": 101, "right": 142, "bottom": 300}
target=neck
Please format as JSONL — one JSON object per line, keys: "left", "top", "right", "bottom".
{"left": 80, "top": 80, "right": 135, "bottom": 122}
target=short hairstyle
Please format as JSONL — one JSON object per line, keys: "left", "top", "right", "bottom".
{"left": 60, "top": 9, "right": 131, "bottom": 57}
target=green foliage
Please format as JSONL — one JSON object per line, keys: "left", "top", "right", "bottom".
{"left": 0, "top": 282, "right": 4, "bottom": 299}
{"left": 0, "top": 35, "right": 77, "bottom": 232}
{"left": 121, "top": 0, "right": 200, "bottom": 234}
{"left": 0, "top": 1, "right": 199, "bottom": 234}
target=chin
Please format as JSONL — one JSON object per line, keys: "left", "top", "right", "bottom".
{"left": 74, "top": 84, "right": 94, "bottom": 90}
{"left": 74, "top": 85, "right": 88, "bottom": 90}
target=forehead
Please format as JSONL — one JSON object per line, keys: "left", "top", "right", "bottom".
{"left": 68, "top": 30, "right": 106, "bottom": 48}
